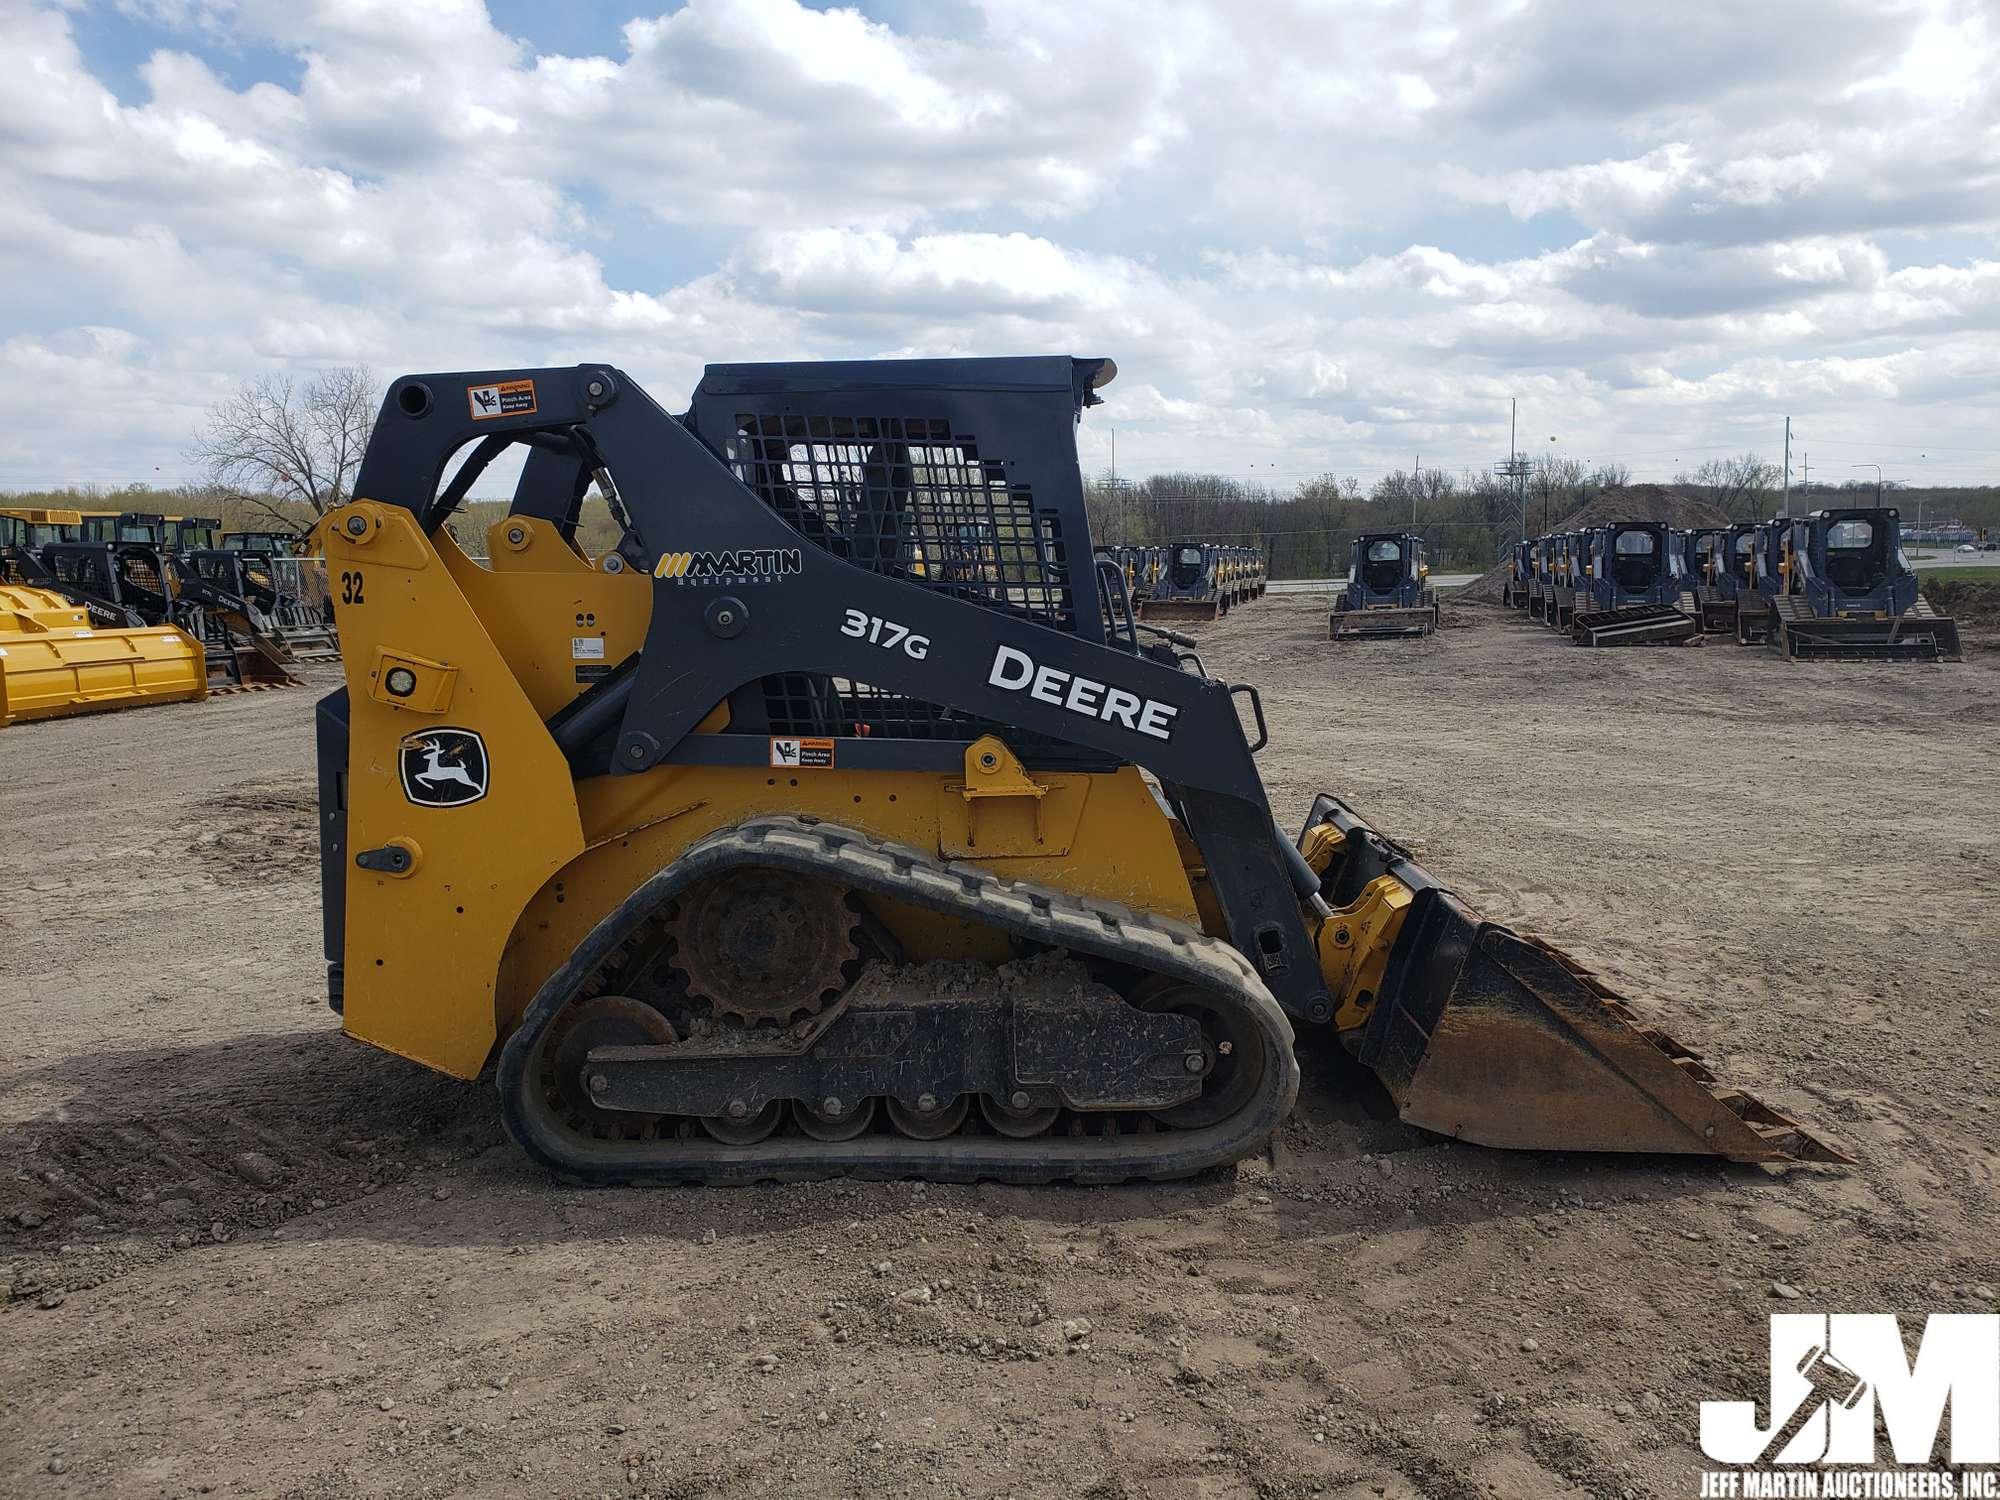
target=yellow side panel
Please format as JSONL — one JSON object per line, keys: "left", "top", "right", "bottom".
{"left": 436, "top": 522, "right": 650, "bottom": 719}
{"left": 482, "top": 516, "right": 594, "bottom": 574}
{"left": 494, "top": 765, "right": 1200, "bottom": 1034}
{"left": 0, "top": 626, "right": 206, "bottom": 726}
{"left": 325, "top": 503, "right": 589, "bottom": 1078}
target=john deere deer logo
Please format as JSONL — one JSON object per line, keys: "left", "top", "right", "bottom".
{"left": 398, "top": 729, "right": 490, "bottom": 807}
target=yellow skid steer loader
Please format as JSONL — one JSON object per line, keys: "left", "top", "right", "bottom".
{"left": 314, "top": 359, "right": 1842, "bottom": 1183}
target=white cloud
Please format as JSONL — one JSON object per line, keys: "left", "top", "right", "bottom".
{"left": 0, "top": 0, "right": 1996, "bottom": 489}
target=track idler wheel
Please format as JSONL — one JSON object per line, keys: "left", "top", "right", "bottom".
{"left": 546, "top": 996, "right": 676, "bottom": 1134}
{"left": 1130, "top": 975, "right": 1264, "bottom": 1130}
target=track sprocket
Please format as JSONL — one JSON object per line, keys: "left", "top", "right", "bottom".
{"left": 666, "top": 868, "right": 859, "bottom": 1026}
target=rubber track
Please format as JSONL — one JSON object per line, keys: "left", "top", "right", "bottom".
{"left": 497, "top": 817, "right": 1301, "bottom": 1186}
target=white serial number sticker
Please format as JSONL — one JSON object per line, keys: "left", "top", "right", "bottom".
{"left": 571, "top": 637, "right": 605, "bottom": 660}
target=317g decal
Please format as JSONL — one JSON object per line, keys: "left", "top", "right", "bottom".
{"left": 841, "top": 610, "right": 931, "bottom": 659}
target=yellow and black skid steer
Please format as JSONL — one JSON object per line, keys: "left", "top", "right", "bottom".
{"left": 315, "top": 358, "right": 1843, "bottom": 1184}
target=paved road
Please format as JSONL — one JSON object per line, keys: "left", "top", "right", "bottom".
{"left": 1910, "top": 549, "right": 2000, "bottom": 569}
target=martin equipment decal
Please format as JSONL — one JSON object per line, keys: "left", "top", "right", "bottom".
{"left": 654, "top": 548, "right": 804, "bottom": 585}
{"left": 986, "top": 643, "right": 1180, "bottom": 742}
{"left": 769, "top": 737, "right": 834, "bottom": 769}
{"left": 398, "top": 728, "right": 490, "bottom": 807}
{"left": 466, "top": 379, "right": 537, "bottom": 421}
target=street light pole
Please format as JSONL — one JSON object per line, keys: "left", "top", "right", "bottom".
{"left": 1852, "top": 461, "right": 1898, "bottom": 553}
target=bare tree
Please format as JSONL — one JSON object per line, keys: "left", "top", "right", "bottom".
{"left": 188, "top": 366, "right": 377, "bottom": 527}
{"left": 1674, "top": 453, "right": 1778, "bottom": 519}
{"left": 1369, "top": 467, "right": 1458, "bottom": 512}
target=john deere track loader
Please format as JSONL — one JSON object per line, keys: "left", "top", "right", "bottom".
{"left": 1568, "top": 522, "right": 1698, "bottom": 647}
{"left": 1138, "top": 541, "right": 1230, "bottom": 622}
{"left": 222, "top": 530, "right": 341, "bottom": 661}
{"left": 1740, "top": 509, "right": 1960, "bottom": 662}
{"left": 1695, "top": 523, "right": 1757, "bottom": 635}
{"left": 1501, "top": 541, "right": 1533, "bottom": 610}
{"left": 1548, "top": 532, "right": 1584, "bottom": 631}
{"left": 1526, "top": 536, "right": 1555, "bottom": 622}
{"left": 1734, "top": 519, "right": 1790, "bottom": 646}
{"left": 1329, "top": 532, "right": 1437, "bottom": 639}
{"left": 1672, "top": 528, "right": 1725, "bottom": 633}
{"left": 316, "top": 358, "right": 1840, "bottom": 1184}
{"left": 155, "top": 517, "right": 303, "bottom": 691}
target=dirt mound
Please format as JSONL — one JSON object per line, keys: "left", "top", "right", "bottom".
{"left": 1457, "top": 485, "right": 1731, "bottom": 603}
{"left": 1920, "top": 577, "right": 2000, "bottom": 635}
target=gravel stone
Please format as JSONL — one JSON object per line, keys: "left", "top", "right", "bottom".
{"left": 233, "top": 1152, "right": 282, "bottom": 1186}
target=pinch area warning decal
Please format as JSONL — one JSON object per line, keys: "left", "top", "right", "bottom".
{"left": 467, "top": 379, "right": 537, "bottom": 420}
{"left": 769, "top": 736, "right": 834, "bottom": 769}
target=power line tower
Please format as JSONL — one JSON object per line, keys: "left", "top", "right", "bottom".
{"left": 1493, "top": 397, "right": 1533, "bottom": 539}
{"left": 1781, "top": 416, "right": 1792, "bottom": 518}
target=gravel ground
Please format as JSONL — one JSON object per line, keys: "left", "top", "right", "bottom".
{"left": 2, "top": 599, "right": 1996, "bottom": 1499}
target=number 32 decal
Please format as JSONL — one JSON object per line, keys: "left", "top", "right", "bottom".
{"left": 340, "top": 569, "right": 365, "bottom": 605}
{"left": 841, "top": 609, "right": 930, "bottom": 659}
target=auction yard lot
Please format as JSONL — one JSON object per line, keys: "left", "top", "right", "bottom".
{"left": 3, "top": 594, "right": 1996, "bottom": 1499}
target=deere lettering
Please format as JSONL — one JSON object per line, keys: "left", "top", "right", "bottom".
{"left": 654, "top": 548, "right": 804, "bottom": 583}
{"left": 986, "top": 644, "right": 1180, "bottom": 741}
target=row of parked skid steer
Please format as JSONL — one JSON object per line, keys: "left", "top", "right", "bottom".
{"left": 1099, "top": 542, "right": 1267, "bottom": 622}
{"left": 1501, "top": 508, "right": 1961, "bottom": 661}
{"left": 0, "top": 507, "right": 339, "bottom": 725}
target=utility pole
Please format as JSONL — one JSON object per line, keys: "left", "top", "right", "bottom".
{"left": 1413, "top": 453, "right": 1419, "bottom": 532}
{"left": 1801, "top": 452, "right": 1809, "bottom": 503}
{"left": 1781, "top": 417, "right": 1792, "bottom": 518}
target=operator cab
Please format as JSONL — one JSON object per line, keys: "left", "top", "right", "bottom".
{"left": 1609, "top": 527, "right": 1659, "bottom": 592}
{"left": 1820, "top": 513, "right": 1890, "bottom": 596}
{"left": 1726, "top": 526, "right": 1757, "bottom": 584}
{"left": 79, "top": 512, "right": 166, "bottom": 546}
{"left": 1168, "top": 544, "right": 1207, "bottom": 589}
{"left": 1361, "top": 536, "right": 1406, "bottom": 594}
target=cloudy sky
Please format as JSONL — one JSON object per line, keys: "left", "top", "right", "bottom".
{"left": 3, "top": 0, "right": 1996, "bottom": 494}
